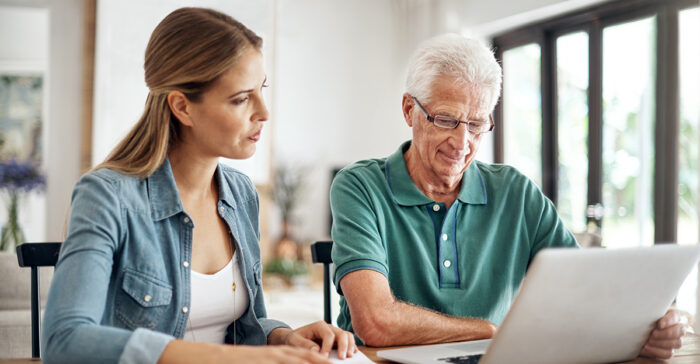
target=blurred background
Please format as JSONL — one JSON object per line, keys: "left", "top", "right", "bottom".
{"left": 0, "top": 0, "right": 698, "bottom": 350}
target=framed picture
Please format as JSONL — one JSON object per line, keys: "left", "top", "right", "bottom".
{"left": 0, "top": 74, "right": 44, "bottom": 162}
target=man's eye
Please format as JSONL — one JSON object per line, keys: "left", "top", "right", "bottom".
{"left": 232, "top": 97, "right": 248, "bottom": 105}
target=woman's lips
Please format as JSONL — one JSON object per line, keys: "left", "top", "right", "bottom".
{"left": 248, "top": 129, "right": 262, "bottom": 142}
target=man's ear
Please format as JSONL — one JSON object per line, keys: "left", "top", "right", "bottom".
{"left": 167, "top": 91, "right": 194, "bottom": 127}
{"left": 402, "top": 93, "right": 414, "bottom": 127}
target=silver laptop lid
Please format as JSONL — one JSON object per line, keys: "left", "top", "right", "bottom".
{"left": 481, "top": 244, "right": 700, "bottom": 364}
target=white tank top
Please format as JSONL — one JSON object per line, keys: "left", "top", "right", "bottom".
{"left": 184, "top": 252, "right": 249, "bottom": 344}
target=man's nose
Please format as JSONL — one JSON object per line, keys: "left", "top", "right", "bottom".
{"left": 450, "top": 124, "right": 473, "bottom": 151}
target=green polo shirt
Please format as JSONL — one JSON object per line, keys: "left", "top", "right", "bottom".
{"left": 330, "top": 141, "right": 578, "bottom": 340}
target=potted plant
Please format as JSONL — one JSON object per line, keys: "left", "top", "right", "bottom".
{"left": 263, "top": 163, "right": 310, "bottom": 287}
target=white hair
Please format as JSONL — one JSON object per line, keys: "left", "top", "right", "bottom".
{"left": 405, "top": 34, "right": 502, "bottom": 111}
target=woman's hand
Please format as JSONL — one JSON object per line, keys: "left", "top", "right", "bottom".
{"left": 229, "top": 345, "right": 333, "bottom": 364}
{"left": 270, "top": 321, "right": 358, "bottom": 359}
{"left": 158, "top": 339, "right": 332, "bottom": 364}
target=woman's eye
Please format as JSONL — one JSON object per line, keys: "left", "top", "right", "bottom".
{"left": 232, "top": 97, "right": 248, "bottom": 105}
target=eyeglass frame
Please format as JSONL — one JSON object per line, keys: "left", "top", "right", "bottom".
{"left": 410, "top": 95, "right": 494, "bottom": 134}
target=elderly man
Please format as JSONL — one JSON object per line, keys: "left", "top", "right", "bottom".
{"left": 329, "top": 34, "right": 684, "bottom": 359}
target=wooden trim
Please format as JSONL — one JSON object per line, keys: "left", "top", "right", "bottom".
{"left": 80, "top": 0, "right": 96, "bottom": 173}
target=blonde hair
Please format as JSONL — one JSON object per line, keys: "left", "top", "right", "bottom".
{"left": 94, "top": 7, "right": 262, "bottom": 177}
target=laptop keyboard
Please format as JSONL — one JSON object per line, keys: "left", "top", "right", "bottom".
{"left": 438, "top": 354, "right": 482, "bottom": 364}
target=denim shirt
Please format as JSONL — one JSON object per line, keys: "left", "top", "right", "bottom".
{"left": 42, "top": 159, "right": 289, "bottom": 364}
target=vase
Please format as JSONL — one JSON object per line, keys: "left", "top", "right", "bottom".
{"left": 0, "top": 193, "right": 25, "bottom": 252}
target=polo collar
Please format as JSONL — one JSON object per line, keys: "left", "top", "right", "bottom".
{"left": 386, "top": 140, "right": 488, "bottom": 206}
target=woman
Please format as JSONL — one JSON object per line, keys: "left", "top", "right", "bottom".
{"left": 42, "top": 7, "right": 356, "bottom": 364}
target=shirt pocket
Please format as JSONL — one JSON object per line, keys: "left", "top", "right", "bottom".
{"left": 115, "top": 269, "right": 173, "bottom": 330}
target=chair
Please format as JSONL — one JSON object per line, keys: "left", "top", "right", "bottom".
{"left": 310, "top": 241, "right": 333, "bottom": 324}
{"left": 16, "top": 242, "right": 61, "bottom": 358}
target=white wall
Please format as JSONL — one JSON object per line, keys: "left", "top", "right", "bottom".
{"left": 0, "top": 6, "right": 48, "bottom": 246}
{"left": 1, "top": 0, "right": 621, "bottom": 243}
{"left": 273, "top": 0, "right": 411, "bottom": 241}
{"left": 0, "top": 0, "right": 83, "bottom": 242}
{"left": 92, "top": 0, "right": 275, "bottom": 184}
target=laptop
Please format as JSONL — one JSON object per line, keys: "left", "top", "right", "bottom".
{"left": 378, "top": 244, "right": 700, "bottom": 364}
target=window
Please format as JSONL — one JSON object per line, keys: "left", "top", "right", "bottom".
{"left": 556, "top": 32, "right": 589, "bottom": 233}
{"left": 678, "top": 7, "right": 699, "bottom": 247}
{"left": 676, "top": 6, "right": 700, "bottom": 315}
{"left": 502, "top": 44, "right": 542, "bottom": 187}
{"left": 494, "top": 0, "right": 697, "bottom": 242}
{"left": 601, "top": 17, "right": 656, "bottom": 247}
{"left": 493, "top": 0, "right": 700, "bottom": 313}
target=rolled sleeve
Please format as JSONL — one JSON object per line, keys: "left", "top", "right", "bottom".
{"left": 259, "top": 318, "right": 291, "bottom": 338}
{"left": 118, "top": 329, "right": 174, "bottom": 364}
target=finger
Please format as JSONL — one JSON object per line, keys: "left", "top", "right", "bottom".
{"left": 651, "top": 323, "right": 686, "bottom": 340}
{"left": 658, "top": 310, "right": 681, "bottom": 330}
{"left": 296, "top": 347, "right": 334, "bottom": 364}
{"left": 331, "top": 327, "right": 349, "bottom": 359}
{"left": 342, "top": 331, "right": 357, "bottom": 358}
{"left": 287, "top": 332, "right": 321, "bottom": 352}
{"left": 310, "top": 322, "right": 336, "bottom": 357}
{"left": 349, "top": 331, "right": 358, "bottom": 354}
{"left": 646, "top": 337, "right": 683, "bottom": 350}
{"left": 279, "top": 346, "right": 330, "bottom": 364}
{"left": 640, "top": 343, "right": 674, "bottom": 360}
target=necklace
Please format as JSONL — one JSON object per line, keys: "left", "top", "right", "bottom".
{"left": 186, "top": 231, "right": 237, "bottom": 344}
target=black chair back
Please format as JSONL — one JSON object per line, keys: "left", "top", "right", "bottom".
{"left": 310, "top": 241, "right": 333, "bottom": 324}
{"left": 16, "top": 242, "right": 61, "bottom": 358}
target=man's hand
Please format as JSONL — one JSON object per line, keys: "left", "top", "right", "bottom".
{"left": 640, "top": 309, "right": 686, "bottom": 359}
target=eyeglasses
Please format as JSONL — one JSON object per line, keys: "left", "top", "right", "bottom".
{"left": 411, "top": 96, "right": 494, "bottom": 134}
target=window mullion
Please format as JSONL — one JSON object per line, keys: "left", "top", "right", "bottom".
{"left": 653, "top": 7, "right": 681, "bottom": 244}
{"left": 587, "top": 21, "right": 604, "bottom": 229}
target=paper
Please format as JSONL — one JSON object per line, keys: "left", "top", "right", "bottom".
{"left": 329, "top": 349, "right": 376, "bottom": 363}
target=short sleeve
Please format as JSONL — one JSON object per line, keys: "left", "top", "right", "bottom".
{"left": 523, "top": 177, "right": 579, "bottom": 260}
{"left": 330, "top": 169, "right": 389, "bottom": 294}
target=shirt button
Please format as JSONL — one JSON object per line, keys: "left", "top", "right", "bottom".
{"left": 443, "top": 260, "right": 452, "bottom": 268}
{"left": 183, "top": 217, "right": 190, "bottom": 224}
{"left": 144, "top": 295, "right": 152, "bottom": 302}
{"left": 432, "top": 204, "right": 440, "bottom": 212}
{"left": 183, "top": 261, "right": 189, "bottom": 268}
{"left": 182, "top": 306, "right": 189, "bottom": 313}
{"left": 442, "top": 234, "right": 448, "bottom": 241}
{"left": 219, "top": 206, "right": 224, "bottom": 213}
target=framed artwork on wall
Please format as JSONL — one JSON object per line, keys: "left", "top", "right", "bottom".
{"left": 0, "top": 74, "right": 44, "bottom": 162}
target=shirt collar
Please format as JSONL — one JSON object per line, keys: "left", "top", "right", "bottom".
{"left": 147, "top": 158, "right": 237, "bottom": 221}
{"left": 147, "top": 157, "right": 185, "bottom": 221}
{"left": 215, "top": 164, "right": 237, "bottom": 210}
{"left": 386, "top": 140, "right": 488, "bottom": 206}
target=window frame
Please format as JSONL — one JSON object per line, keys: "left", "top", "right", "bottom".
{"left": 492, "top": 0, "right": 697, "bottom": 243}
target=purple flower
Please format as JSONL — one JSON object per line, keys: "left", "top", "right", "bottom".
{"left": 0, "top": 159, "right": 46, "bottom": 194}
